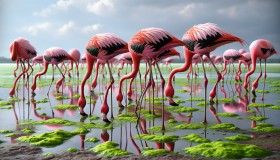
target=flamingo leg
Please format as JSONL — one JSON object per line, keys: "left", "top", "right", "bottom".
{"left": 200, "top": 57, "right": 208, "bottom": 124}
{"left": 252, "top": 60, "right": 263, "bottom": 96}
{"left": 208, "top": 55, "right": 222, "bottom": 103}
{"left": 9, "top": 59, "right": 26, "bottom": 97}
{"left": 47, "top": 64, "right": 55, "bottom": 96}
{"left": 262, "top": 59, "right": 267, "bottom": 101}
{"left": 55, "top": 64, "right": 65, "bottom": 94}
{"left": 155, "top": 62, "right": 165, "bottom": 130}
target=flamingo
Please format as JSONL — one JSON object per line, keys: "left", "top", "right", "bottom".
{"left": 9, "top": 37, "right": 37, "bottom": 97}
{"left": 117, "top": 52, "right": 133, "bottom": 77}
{"left": 81, "top": 53, "right": 87, "bottom": 70}
{"left": 116, "top": 27, "right": 185, "bottom": 130}
{"left": 235, "top": 51, "right": 251, "bottom": 82}
{"left": 68, "top": 49, "right": 81, "bottom": 78}
{"left": 164, "top": 23, "right": 244, "bottom": 124}
{"left": 243, "top": 39, "right": 277, "bottom": 96}
{"left": 32, "top": 55, "right": 44, "bottom": 66}
{"left": 31, "top": 47, "right": 73, "bottom": 95}
{"left": 214, "top": 55, "right": 223, "bottom": 66}
{"left": 78, "top": 33, "right": 128, "bottom": 122}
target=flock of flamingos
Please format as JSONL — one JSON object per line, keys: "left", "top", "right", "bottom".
{"left": 8, "top": 23, "right": 277, "bottom": 130}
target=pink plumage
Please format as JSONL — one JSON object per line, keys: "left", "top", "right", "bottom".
{"left": 10, "top": 37, "right": 37, "bottom": 61}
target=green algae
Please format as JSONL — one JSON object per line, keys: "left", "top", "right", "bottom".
{"left": 35, "top": 98, "right": 48, "bottom": 104}
{"left": 249, "top": 116, "right": 268, "bottom": 121}
{"left": 21, "top": 128, "right": 35, "bottom": 134}
{"left": 174, "top": 99, "right": 185, "bottom": 104}
{"left": 255, "top": 89, "right": 270, "bottom": 94}
{"left": 216, "top": 98, "right": 233, "bottom": 103}
{"left": 85, "top": 137, "right": 100, "bottom": 143}
{"left": 217, "top": 112, "right": 239, "bottom": 117}
{"left": 17, "top": 129, "right": 76, "bottom": 147}
{"left": 248, "top": 103, "right": 274, "bottom": 108}
{"left": 116, "top": 114, "right": 137, "bottom": 123}
{"left": 0, "top": 101, "right": 12, "bottom": 106}
{"left": 90, "top": 141, "right": 131, "bottom": 157}
{"left": 8, "top": 97, "right": 21, "bottom": 102}
{"left": 175, "top": 89, "right": 188, "bottom": 93}
{"left": 0, "top": 105, "right": 12, "bottom": 109}
{"left": 42, "top": 152, "right": 54, "bottom": 156}
{"left": 196, "top": 102, "right": 210, "bottom": 107}
{"left": 256, "top": 123, "right": 273, "bottom": 127}
{"left": 73, "top": 94, "right": 80, "bottom": 98}
{"left": 0, "top": 130, "right": 13, "bottom": 134}
{"left": 134, "top": 134, "right": 179, "bottom": 143}
{"left": 252, "top": 126, "right": 280, "bottom": 133}
{"left": 6, "top": 133, "right": 16, "bottom": 137}
{"left": 246, "top": 110, "right": 256, "bottom": 114}
{"left": 55, "top": 96, "right": 70, "bottom": 100}
{"left": 52, "top": 104, "right": 78, "bottom": 110}
{"left": 144, "top": 97, "right": 167, "bottom": 101}
{"left": 67, "top": 148, "right": 79, "bottom": 152}
{"left": 89, "top": 115, "right": 100, "bottom": 120}
{"left": 143, "top": 113, "right": 161, "bottom": 119}
{"left": 0, "top": 140, "right": 3, "bottom": 144}
{"left": 186, "top": 98, "right": 204, "bottom": 101}
{"left": 21, "top": 118, "right": 76, "bottom": 126}
{"left": 224, "top": 134, "right": 252, "bottom": 141}
{"left": 167, "top": 119, "right": 177, "bottom": 124}
{"left": 142, "top": 149, "right": 172, "bottom": 156}
{"left": 181, "top": 133, "right": 210, "bottom": 143}
{"left": 184, "top": 141, "right": 271, "bottom": 159}
{"left": 72, "top": 128, "right": 90, "bottom": 134}
{"left": 174, "top": 123, "right": 203, "bottom": 130}
{"left": 174, "top": 107, "right": 199, "bottom": 113}
{"left": 269, "top": 105, "right": 280, "bottom": 110}
{"left": 210, "top": 123, "right": 239, "bottom": 131}
{"left": 147, "top": 126, "right": 174, "bottom": 132}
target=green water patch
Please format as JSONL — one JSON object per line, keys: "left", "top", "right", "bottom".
{"left": 17, "top": 129, "right": 77, "bottom": 147}
{"left": 147, "top": 126, "right": 175, "bottom": 132}
{"left": 217, "top": 112, "right": 239, "bottom": 117}
{"left": 271, "top": 88, "right": 280, "bottom": 94}
{"left": 67, "top": 148, "right": 79, "bottom": 152}
{"left": 144, "top": 97, "right": 167, "bottom": 101}
{"left": 246, "top": 110, "right": 256, "bottom": 114}
{"left": 176, "top": 89, "right": 188, "bottom": 93}
{"left": 52, "top": 104, "right": 78, "bottom": 110}
{"left": 89, "top": 141, "right": 131, "bottom": 157}
{"left": 255, "top": 89, "right": 270, "bottom": 94}
{"left": 89, "top": 115, "right": 100, "bottom": 120}
{"left": 6, "top": 133, "right": 17, "bottom": 137}
{"left": 35, "top": 98, "right": 48, "bottom": 103}
{"left": 248, "top": 116, "right": 268, "bottom": 121}
{"left": 167, "top": 119, "right": 177, "bottom": 124}
{"left": 85, "top": 137, "right": 100, "bottom": 143}
{"left": 210, "top": 123, "right": 239, "bottom": 131}
{"left": 181, "top": 133, "right": 210, "bottom": 143}
{"left": 0, "top": 101, "right": 12, "bottom": 106}
{"left": 0, "top": 105, "right": 12, "bottom": 109}
{"left": 42, "top": 152, "right": 54, "bottom": 156}
{"left": 216, "top": 98, "right": 233, "bottom": 103}
{"left": 166, "top": 106, "right": 199, "bottom": 113}
{"left": 21, "top": 128, "right": 35, "bottom": 134}
{"left": 174, "top": 123, "right": 204, "bottom": 130}
{"left": 134, "top": 134, "right": 179, "bottom": 143}
{"left": 256, "top": 123, "right": 273, "bottom": 127}
{"left": 0, "top": 130, "right": 13, "bottom": 134}
{"left": 72, "top": 128, "right": 90, "bottom": 134}
{"left": 269, "top": 105, "right": 280, "bottom": 110}
{"left": 73, "top": 94, "right": 80, "bottom": 98}
{"left": 143, "top": 113, "right": 161, "bottom": 119}
{"left": 116, "top": 114, "right": 137, "bottom": 123}
{"left": 8, "top": 97, "right": 21, "bottom": 102}
{"left": 196, "top": 102, "right": 210, "bottom": 107}
{"left": 20, "top": 118, "right": 76, "bottom": 126}
{"left": 252, "top": 126, "right": 280, "bottom": 133}
{"left": 174, "top": 99, "right": 185, "bottom": 104}
{"left": 142, "top": 149, "right": 172, "bottom": 156}
{"left": 55, "top": 96, "right": 70, "bottom": 100}
{"left": 224, "top": 134, "right": 252, "bottom": 141}
{"left": 186, "top": 98, "right": 204, "bottom": 101}
{"left": 248, "top": 103, "right": 274, "bottom": 108}
{"left": 184, "top": 141, "right": 271, "bottom": 159}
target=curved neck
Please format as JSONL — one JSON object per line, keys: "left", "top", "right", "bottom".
{"left": 244, "top": 54, "right": 257, "bottom": 86}
{"left": 167, "top": 49, "right": 194, "bottom": 86}
{"left": 118, "top": 54, "right": 141, "bottom": 93}
{"left": 80, "top": 55, "right": 94, "bottom": 98}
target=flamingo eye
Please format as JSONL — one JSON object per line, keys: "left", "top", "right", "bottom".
{"left": 270, "top": 48, "right": 275, "bottom": 54}
{"left": 261, "top": 48, "right": 268, "bottom": 54}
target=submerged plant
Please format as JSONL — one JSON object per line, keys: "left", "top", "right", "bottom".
{"left": 224, "top": 134, "right": 252, "bottom": 141}
{"left": 181, "top": 133, "right": 210, "bottom": 143}
{"left": 134, "top": 134, "right": 179, "bottom": 142}
{"left": 217, "top": 112, "right": 239, "bottom": 117}
{"left": 90, "top": 141, "right": 131, "bottom": 157}
{"left": 210, "top": 123, "right": 239, "bottom": 131}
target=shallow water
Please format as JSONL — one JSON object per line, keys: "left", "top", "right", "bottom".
{"left": 0, "top": 64, "right": 280, "bottom": 157}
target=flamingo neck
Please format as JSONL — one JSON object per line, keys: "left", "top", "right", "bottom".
{"left": 80, "top": 56, "right": 94, "bottom": 99}
{"left": 244, "top": 55, "right": 257, "bottom": 87}
{"left": 32, "top": 62, "right": 49, "bottom": 90}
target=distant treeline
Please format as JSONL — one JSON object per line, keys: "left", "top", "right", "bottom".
{"left": 1, "top": 56, "right": 280, "bottom": 63}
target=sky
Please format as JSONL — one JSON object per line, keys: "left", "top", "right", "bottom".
{"left": 1, "top": 0, "right": 280, "bottom": 59}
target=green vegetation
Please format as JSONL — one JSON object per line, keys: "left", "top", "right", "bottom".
{"left": 217, "top": 112, "right": 239, "bottom": 117}
{"left": 248, "top": 103, "right": 274, "bottom": 108}
{"left": 134, "top": 134, "right": 179, "bottom": 142}
{"left": 210, "top": 123, "right": 239, "bottom": 131}
{"left": 269, "top": 105, "right": 280, "bottom": 110}
{"left": 116, "top": 114, "right": 137, "bottom": 123}
{"left": 184, "top": 141, "right": 271, "bottom": 159}
{"left": 21, "top": 128, "right": 35, "bottom": 134}
{"left": 42, "top": 152, "right": 54, "bottom": 156}
{"left": 174, "top": 123, "right": 203, "bottom": 130}
{"left": 224, "top": 134, "right": 252, "bottom": 141}
{"left": 52, "top": 104, "right": 78, "bottom": 110}
{"left": 182, "top": 134, "right": 210, "bottom": 143}
{"left": 0, "top": 130, "right": 13, "bottom": 134}
{"left": 35, "top": 98, "right": 48, "bottom": 103}
{"left": 249, "top": 116, "right": 268, "bottom": 121}
{"left": 142, "top": 149, "right": 172, "bottom": 156}
{"left": 89, "top": 141, "right": 131, "bottom": 157}
{"left": 85, "top": 137, "right": 100, "bottom": 143}
{"left": 67, "top": 148, "right": 79, "bottom": 152}
{"left": 255, "top": 89, "right": 270, "bottom": 94}
{"left": 186, "top": 98, "right": 204, "bottom": 101}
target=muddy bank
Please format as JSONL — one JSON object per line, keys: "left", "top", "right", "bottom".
{"left": 0, "top": 133, "right": 280, "bottom": 160}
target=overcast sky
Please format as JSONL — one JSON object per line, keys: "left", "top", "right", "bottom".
{"left": 1, "top": 0, "right": 279, "bottom": 59}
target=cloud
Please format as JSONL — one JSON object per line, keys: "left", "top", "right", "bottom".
{"left": 82, "top": 24, "right": 102, "bottom": 33}
{"left": 58, "top": 21, "right": 76, "bottom": 35}
{"left": 33, "top": 0, "right": 75, "bottom": 17}
{"left": 22, "top": 22, "right": 52, "bottom": 36}
{"left": 178, "top": 3, "right": 206, "bottom": 18}
{"left": 86, "top": 0, "right": 114, "bottom": 15}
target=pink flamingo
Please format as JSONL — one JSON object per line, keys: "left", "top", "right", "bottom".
{"left": 13, "top": 59, "right": 19, "bottom": 77}
{"left": 187, "top": 54, "right": 201, "bottom": 79}
{"left": 68, "top": 49, "right": 81, "bottom": 78}
{"left": 80, "top": 53, "right": 87, "bottom": 70}
{"left": 235, "top": 51, "right": 251, "bottom": 82}
{"left": 116, "top": 27, "right": 185, "bottom": 130}
{"left": 161, "top": 56, "right": 176, "bottom": 71}
{"left": 31, "top": 47, "right": 73, "bottom": 95}
{"left": 117, "top": 52, "right": 133, "bottom": 77}
{"left": 78, "top": 33, "right": 128, "bottom": 122}
{"left": 9, "top": 37, "right": 37, "bottom": 97}
{"left": 214, "top": 55, "right": 223, "bottom": 66}
{"left": 243, "top": 39, "right": 277, "bottom": 96}
{"left": 164, "top": 23, "right": 244, "bottom": 124}
{"left": 220, "top": 49, "right": 247, "bottom": 82}
{"left": 32, "top": 55, "right": 44, "bottom": 66}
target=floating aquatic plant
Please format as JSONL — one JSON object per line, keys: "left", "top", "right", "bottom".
{"left": 224, "top": 134, "right": 252, "bottom": 141}
{"left": 269, "top": 105, "right": 280, "bottom": 110}
{"left": 67, "top": 148, "right": 79, "bottom": 152}
{"left": 134, "top": 134, "right": 179, "bottom": 142}
{"left": 52, "top": 104, "right": 78, "bottom": 110}
{"left": 35, "top": 98, "right": 48, "bottom": 104}
{"left": 0, "top": 105, "right": 12, "bottom": 109}
{"left": 55, "top": 96, "right": 70, "bottom": 100}
{"left": 216, "top": 98, "right": 233, "bottom": 103}
{"left": 184, "top": 141, "right": 271, "bottom": 159}
{"left": 0, "top": 130, "right": 13, "bottom": 134}
{"left": 90, "top": 141, "right": 131, "bottom": 157}
{"left": 255, "top": 89, "right": 270, "bottom": 94}
{"left": 116, "top": 114, "right": 137, "bottom": 123}
{"left": 42, "top": 152, "right": 54, "bottom": 156}
{"left": 249, "top": 116, "right": 268, "bottom": 121}
{"left": 174, "top": 123, "right": 203, "bottom": 130}
{"left": 186, "top": 98, "right": 204, "bottom": 101}
{"left": 181, "top": 133, "right": 210, "bottom": 143}
{"left": 85, "top": 137, "right": 100, "bottom": 143}
{"left": 252, "top": 126, "right": 280, "bottom": 133}
{"left": 210, "top": 123, "right": 239, "bottom": 131}
{"left": 248, "top": 103, "right": 274, "bottom": 108}
{"left": 167, "top": 119, "right": 177, "bottom": 124}
{"left": 217, "top": 112, "right": 239, "bottom": 117}
{"left": 142, "top": 149, "right": 172, "bottom": 156}
{"left": 21, "top": 128, "right": 35, "bottom": 134}
{"left": 89, "top": 115, "right": 100, "bottom": 120}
